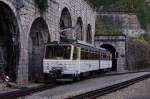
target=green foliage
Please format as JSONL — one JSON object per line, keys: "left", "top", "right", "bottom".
{"left": 95, "top": 16, "right": 121, "bottom": 36}
{"left": 128, "top": 35, "right": 150, "bottom": 70}
{"left": 89, "top": 0, "right": 120, "bottom": 10}
{"left": 110, "top": 26, "right": 121, "bottom": 35}
{"left": 143, "top": 33, "right": 150, "bottom": 42}
{"left": 89, "top": 0, "right": 150, "bottom": 30}
{"left": 34, "top": 0, "right": 48, "bottom": 13}
{"left": 129, "top": 35, "right": 147, "bottom": 45}
{"left": 127, "top": 0, "right": 150, "bottom": 29}
{"left": 95, "top": 16, "right": 108, "bottom": 35}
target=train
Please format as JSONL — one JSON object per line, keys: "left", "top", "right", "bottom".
{"left": 43, "top": 40, "right": 112, "bottom": 81}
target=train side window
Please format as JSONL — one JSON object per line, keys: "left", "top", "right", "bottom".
{"left": 94, "top": 52, "right": 97, "bottom": 60}
{"left": 85, "top": 50, "right": 89, "bottom": 60}
{"left": 73, "top": 47, "right": 79, "bottom": 60}
{"left": 92, "top": 52, "right": 95, "bottom": 60}
{"left": 97, "top": 53, "right": 99, "bottom": 60}
{"left": 45, "top": 45, "right": 71, "bottom": 59}
{"left": 81, "top": 48, "right": 85, "bottom": 60}
{"left": 89, "top": 51, "right": 93, "bottom": 60}
{"left": 101, "top": 52, "right": 106, "bottom": 60}
{"left": 103, "top": 53, "right": 107, "bottom": 60}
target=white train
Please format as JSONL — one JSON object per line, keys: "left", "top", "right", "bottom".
{"left": 43, "top": 41, "right": 112, "bottom": 81}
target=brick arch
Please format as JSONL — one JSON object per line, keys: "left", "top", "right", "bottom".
{"left": 0, "top": 1, "right": 20, "bottom": 82}
{"left": 28, "top": 17, "right": 50, "bottom": 82}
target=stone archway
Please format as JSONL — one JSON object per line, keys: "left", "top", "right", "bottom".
{"left": 28, "top": 17, "right": 50, "bottom": 82}
{"left": 75, "top": 17, "right": 83, "bottom": 40}
{"left": 86, "top": 24, "right": 92, "bottom": 44}
{"left": 59, "top": 7, "right": 72, "bottom": 41}
{"left": 0, "top": 2, "right": 20, "bottom": 82}
{"left": 60, "top": 7, "right": 72, "bottom": 30}
{"left": 101, "top": 44, "right": 117, "bottom": 71}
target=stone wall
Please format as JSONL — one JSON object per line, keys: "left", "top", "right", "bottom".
{"left": 95, "top": 36, "right": 126, "bottom": 72}
{"left": 98, "top": 13, "right": 144, "bottom": 37}
{"left": 0, "top": 0, "right": 95, "bottom": 85}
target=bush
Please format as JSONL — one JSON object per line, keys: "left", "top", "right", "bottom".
{"left": 127, "top": 35, "right": 150, "bottom": 70}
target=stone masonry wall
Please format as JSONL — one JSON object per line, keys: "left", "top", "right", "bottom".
{"left": 99, "top": 13, "right": 145, "bottom": 37}
{"left": 95, "top": 36, "right": 126, "bottom": 72}
{"left": 0, "top": 0, "right": 95, "bottom": 85}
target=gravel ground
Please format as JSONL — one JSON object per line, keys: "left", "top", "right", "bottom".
{"left": 98, "top": 78, "right": 150, "bottom": 99}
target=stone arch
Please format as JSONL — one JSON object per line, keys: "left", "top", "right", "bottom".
{"left": 60, "top": 7, "right": 72, "bottom": 30}
{"left": 75, "top": 17, "right": 83, "bottom": 40}
{"left": 0, "top": 1, "right": 20, "bottom": 82}
{"left": 101, "top": 44, "right": 117, "bottom": 71}
{"left": 59, "top": 7, "right": 72, "bottom": 41}
{"left": 28, "top": 17, "right": 50, "bottom": 82}
{"left": 86, "top": 24, "right": 92, "bottom": 43}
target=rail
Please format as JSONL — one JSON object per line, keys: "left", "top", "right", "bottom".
{"left": 0, "top": 71, "right": 149, "bottom": 99}
{"left": 68, "top": 73, "right": 150, "bottom": 99}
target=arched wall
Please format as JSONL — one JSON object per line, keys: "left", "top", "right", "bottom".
{"left": 28, "top": 17, "right": 50, "bottom": 82}
{"left": 75, "top": 17, "right": 83, "bottom": 40}
{"left": 60, "top": 7, "right": 72, "bottom": 29}
{"left": 58, "top": 0, "right": 95, "bottom": 43}
{"left": 0, "top": 0, "right": 96, "bottom": 85}
{"left": 0, "top": 1, "right": 21, "bottom": 82}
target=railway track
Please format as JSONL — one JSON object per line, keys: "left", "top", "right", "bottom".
{"left": 0, "top": 83, "right": 60, "bottom": 99}
{"left": 0, "top": 71, "right": 149, "bottom": 99}
{"left": 68, "top": 73, "right": 150, "bottom": 99}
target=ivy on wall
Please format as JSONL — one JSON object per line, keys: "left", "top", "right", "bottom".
{"left": 34, "top": 0, "right": 48, "bottom": 13}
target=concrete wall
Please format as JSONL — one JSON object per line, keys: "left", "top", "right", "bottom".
{"left": 0, "top": 0, "right": 95, "bottom": 85}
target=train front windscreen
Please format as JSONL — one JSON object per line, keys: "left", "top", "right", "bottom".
{"left": 44, "top": 45, "right": 71, "bottom": 60}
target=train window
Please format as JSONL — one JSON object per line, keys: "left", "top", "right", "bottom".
{"left": 101, "top": 52, "right": 107, "bottom": 60}
{"left": 81, "top": 48, "right": 89, "bottom": 60}
{"left": 81, "top": 48, "right": 85, "bottom": 60}
{"left": 95, "top": 52, "right": 98, "bottom": 60}
{"left": 85, "top": 50, "right": 89, "bottom": 59}
{"left": 73, "top": 47, "right": 79, "bottom": 60}
{"left": 45, "top": 45, "right": 71, "bottom": 60}
{"left": 89, "top": 51, "right": 93, "bottom": 60}
{"left": 103, "top": 53, "right": 107, "bottom": 60}
{"left": 91, "top": 52, "right": 95, "bottom": 60}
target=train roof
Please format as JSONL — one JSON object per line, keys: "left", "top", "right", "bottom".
{"left": 46, "top": 40, "right": 108, "bottom": 52}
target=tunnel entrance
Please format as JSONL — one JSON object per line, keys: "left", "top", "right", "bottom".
{"left": 0, "top": 2, "right": 20, "bottom": 82}
{"left": 101, "top": 44, "right": 117, "bottom": 71}
{"left": 28, "top": 17, "right": 50, "bottom": 82}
